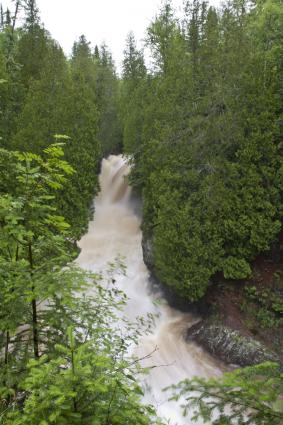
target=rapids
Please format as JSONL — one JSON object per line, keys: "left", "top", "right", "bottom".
{"left": 77, "top": 155, "right": 224, "bottom": 424}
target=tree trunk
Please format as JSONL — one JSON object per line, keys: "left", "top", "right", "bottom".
{"left": 4, "top": 330, "right": 9, "bottom": 365}
{"left": 32, "top": 298, "right": 39, "bottom": 358}
{"left": 12, "top": 1, "right": 20, "bottom": 34}
{"left": 29, "top": 243, "right": 39, "bottom": 359}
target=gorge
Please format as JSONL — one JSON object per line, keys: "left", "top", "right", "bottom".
{"left": 77, "top": 155, "right": 224, "bottom": 423}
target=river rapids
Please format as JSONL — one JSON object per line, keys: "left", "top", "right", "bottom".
{"left": 77, "top": 155, "right": 224, "bottom": 424}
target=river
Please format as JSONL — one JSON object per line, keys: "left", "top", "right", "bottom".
{"left": 77, "top": 155, "right": 224, "bottom": 424}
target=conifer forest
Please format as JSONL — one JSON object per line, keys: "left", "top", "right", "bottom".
{"left": 0, "top": 0, "right": 282, "bottom": 424}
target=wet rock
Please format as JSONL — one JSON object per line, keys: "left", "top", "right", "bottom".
{"left": 142, "top": 232, "right": 155, "bottom": 271}
{"left": 187, "top": 321, "right": 279, "bottom": 366}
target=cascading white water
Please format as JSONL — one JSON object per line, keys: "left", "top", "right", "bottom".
{"left": 77, "top": 155, "right": 224, "bottom": 424}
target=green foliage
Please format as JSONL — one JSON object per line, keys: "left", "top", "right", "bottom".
{"left": 222, "top": 257, "right": 251, "bottom": 280}
{"left": 57, "top": 36, "right": 101, "bottom": 238}
{"left": 12, "top": 42, "right": 72, "bottom": 153}
{"left": 120, "top": 32, "right": 147, "bottom": 155}
{"left": 242, "top": 280, "right": 283, "bottom": 329}
{"left": 16, "top": 23, "right": 49, "bottom": 87}
{"left": 0, "top": 27, "right": 25, "bottom": 147}
{"left": 0, "top": 145, "right": 162, "bottom": 424}
{"left": 9, "top": 327, "right": 160, "bottom": 425}
{"left": 95, "top": 43, "right": 122, "bottom": 156}
{"left": 120, "top": 0, "right": 283, "bottom": 301}
{"left": 0, "top": 143, "right": 75, "bottom": 366}
{"left": 10, "top": 32, "right": 102, "bottom": 239}
{"left": 1, "top": 8, "right": 123, "bottom": 240}
{"left": 169, "top": 362, "right": 283, "bottom": 424}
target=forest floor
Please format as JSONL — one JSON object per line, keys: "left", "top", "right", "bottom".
{"left": 206, "top": 242, "right": 283, "bottom": 362}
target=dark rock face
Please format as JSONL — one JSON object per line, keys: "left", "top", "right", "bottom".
{"left": 141, "top": 232, "right": 155, "bottom": 271}
{"left": 187, "top": 321, "right": 279, "bottom": 366}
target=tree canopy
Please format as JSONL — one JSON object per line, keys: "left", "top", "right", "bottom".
{"left": 119, "top": 0, "right": 283, "bottom": 300}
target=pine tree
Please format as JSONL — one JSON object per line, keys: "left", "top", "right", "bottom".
{"left": 23, "top": 0, "right": 39, "bottom": 29}
{"left": 120, "top": 32, "right": 147, "bottom": 154}
{"left": 16, "top": 24, "right": 49, "bottom": 87}
{"left": 12, "top": 41, "right": 72, "bottom": 153}
{"left": 94, "top": 44, "right": 99, "bottom": 60}
{"left": 59, "top": 35, "right": 101, "bottom": 239}
{"left": 95, "top": 43, "right": 122, "bottom": 156}
{"left": 5, "top": 8, "right": 11, "bottom": 26}
{"left": 15, "top": 0, "right": 48, "bottom": 88}
{"left": 122, "top": 32, "right": 146, "bottom": 81}
{"left": 147, "top": 0, "right": 177, "bottom": 75}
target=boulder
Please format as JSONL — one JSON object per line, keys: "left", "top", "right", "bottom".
{"left": 187, "top": 321, "right": 279, "bottom": 366}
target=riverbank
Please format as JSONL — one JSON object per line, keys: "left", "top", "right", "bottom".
{"left": 199, "top": 249, "right": 283, "bottom": 364}
{"left": 142, "top": 231, "right": 283, "bottom": 367}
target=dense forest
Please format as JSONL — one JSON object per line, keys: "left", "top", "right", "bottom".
{"left": 0, "top": 0, "right": 282, "bottom": 423}
{"left": 0, "top": 0, "right": 122, "bottom": 239}
{"left": 121, "top": 0, "right": 282, "bottom": 301}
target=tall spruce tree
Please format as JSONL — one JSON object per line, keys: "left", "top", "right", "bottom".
{"left": 12, "top": 41, "right": 71, "bottom": 153}
{"left": 59, "top": 35, "right": 101, "bottom": 239}
{"left": 120, "top": 32, "right": 147, "bottom": 154}
{"left": 95, "top": 43, "right": 122, "bottom": 156}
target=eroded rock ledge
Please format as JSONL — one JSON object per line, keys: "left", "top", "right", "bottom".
{"left": 187, "top": 321, "right": 279, "bottom": 366}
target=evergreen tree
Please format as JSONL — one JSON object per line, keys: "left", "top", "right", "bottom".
{"left": 170, "top": 362, "right": 283, "bottom": 424}
{"left": 120, "top": 32, "right": 147, "bottom": 154}
{"left": 0, "top": 23, "right": 25, "bottom": 148}
{"left": 60, "top": 35, "right": 101, "bottom": 239}
{"left": 23, "top": 0, "right": 39, "bottom": 28}
{"left": 16, "top": 23, "right": 49, "bottom": 87}
{"left": 147, "top": 0, "right": 177, "bottom": 75}
{"left": 5, "top": 8, "right": 11, "bottom": 26}
{"left": 95, "top": 43, "right": 122, "bottom": 156}
{"left": 122, "top": 32, "right": 146, "bottom": 81}
{"left": 121, "top": 0, "right": 283, "bottom": 300}
{"left": 12, "top": 41, "right": 71, "bottom": 153}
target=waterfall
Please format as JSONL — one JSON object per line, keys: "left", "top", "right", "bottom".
{"left": 77, "top": 155, "right": 224, "bottom": 424}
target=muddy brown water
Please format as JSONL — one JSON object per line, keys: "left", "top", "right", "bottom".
{"left": 77, "top": 155, "right": 225, "bottom": 424}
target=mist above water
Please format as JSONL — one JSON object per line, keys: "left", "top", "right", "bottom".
{"left": 77, "top": 155, "right": 223, "bottom": 424}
